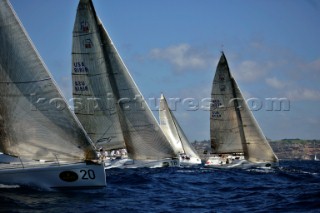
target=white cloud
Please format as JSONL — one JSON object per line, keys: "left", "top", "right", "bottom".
{"left": 286, "top": 88, "right": 320, "bottom": 101}
{"left": 232, "top": 60, "right": 271, "bottom": 82}
{"left": 265, "top": 77, "right": 320, "bottom": 101}
{"left": 265, "top": 77, "right": 286, "bottom": 89}
{"left": 309, "top": 58, "right": 320, "bottom": 71}
{"left": 149, "top": 44, "right": 214, "bottom": 72}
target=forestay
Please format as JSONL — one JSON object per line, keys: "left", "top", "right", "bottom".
{"left": 72, "top": 0, "right": 125, "bottom": 151}
{"left": 0, "top": 0, "right": 97, "bottom": 162}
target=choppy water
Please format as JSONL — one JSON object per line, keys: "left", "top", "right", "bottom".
{"left": 0, "top": 160, "right": 319, "bottom": 213}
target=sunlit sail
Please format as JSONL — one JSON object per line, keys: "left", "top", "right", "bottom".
{"left": 71, "top": 0, "right": 178, "bottom": 168}
{"left": 0, "top": 0, "right": 106, "bottom": 189}
{"left": 159, "top": 94, "right": 201, "bottom": 166}
{"left": 205, "top": 52, "right": 278, "bottom": 168}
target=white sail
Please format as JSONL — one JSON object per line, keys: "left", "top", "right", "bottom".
{"left": 0, "top": 0, "right": 97, "bottom": 162}
{"left": 72, "top": 0, "right": 125, "bottom": 151}
{"left": 313, "top": 141, "right": 318, "bottom": 161}
{"left": 210, "top": 52, "right": 278, "bottom": 163}
{"left": 160, "top": 94, "right": 200, "bottom": 159}
{"left": 159, "top": 94, "right": 184, "bottom": 154}
{"left": 74, "top": 0, "right": 176, "bottom": 160}
{"left": 234, "top": 83, "right": 278, "bottom": 163}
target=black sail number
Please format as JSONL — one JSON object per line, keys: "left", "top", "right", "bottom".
{"left": 80, "top": 169, "right": 96, "bottom": 180}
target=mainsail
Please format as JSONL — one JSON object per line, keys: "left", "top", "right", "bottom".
{"left": 210, "top": 53, "right": 243, "bottom": 154}
{"left": 0, "top": 0, "right": 97, "bottom": 162}
{"left": 73, "top": 0, "right": 176, "bottom": 160}
{"left": 210, "top": 52, "right": 278, "bottom": 163}
{"left": 72, "top": 0, "right": 125, "bottom": 151}
{"left": 159, "top": 94, "right": 200, "bottom": 159}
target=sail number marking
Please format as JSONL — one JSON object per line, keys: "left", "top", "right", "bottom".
{"left": 80, "top": 169, "right": 96, "bottom": 180}
{"left": 74, "top": 81, "right": 88, "bottom": 92}
{"left": 73, "top": 62, "right": 88, "bottom": 73}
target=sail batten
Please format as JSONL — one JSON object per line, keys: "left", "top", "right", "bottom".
{"left": 0, "top": 0, "right": 97, "bottom": 162}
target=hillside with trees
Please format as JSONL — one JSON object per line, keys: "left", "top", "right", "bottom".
{"left": 192, "top": 139, "right": 320, "bottom": 160}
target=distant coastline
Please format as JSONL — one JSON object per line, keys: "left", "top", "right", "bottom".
{"left": 192, "top": 139, "right": 320, "bottom": 160}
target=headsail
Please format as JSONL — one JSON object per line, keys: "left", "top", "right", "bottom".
{"left": 160, "top": 94, "right": 200, "bottom": 159}
{"left": 210, "top": 52, "right": 278, "bottom": 163}
{"left": 72, "top": 0, "right": 125, "bottom": 151}
{"left": 159, "top": 94, "right": 184, "bottom": 154}
{"left": 234, "top": 83, "right": 278, "bottom": 162}
{"left": 74, "top": 0, "right": 176, "bottom": 160}
{"left": 0, "top": 0, "right": 97, "bottom": 162}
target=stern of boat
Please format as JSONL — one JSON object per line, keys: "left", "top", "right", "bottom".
{"left": 0, "top": 161, "right": 106, "bottom": 190}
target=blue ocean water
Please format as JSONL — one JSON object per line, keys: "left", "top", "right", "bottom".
{"left": 0, "top": 160, "right": 319, "bottom": 213}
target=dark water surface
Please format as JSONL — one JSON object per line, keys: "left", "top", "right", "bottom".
{"left": 1, "top": 160, "right": 319, "bottom": 212}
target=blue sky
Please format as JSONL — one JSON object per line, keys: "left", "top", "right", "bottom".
{"left": 10, "top": 0, "right": 320, "bottom": 141}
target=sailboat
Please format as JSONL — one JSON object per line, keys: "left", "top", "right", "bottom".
{"left": 159, "top": 94, "right": 201, "bottom": 166}
{"left": 72, "top": 0, "right": 128, "bottom": 169}
{"left": 72, "top": 0, "right": 178, "bottom": 168}
{"left": 204, "top": 52, "right": 278, "bottom": 169}
{"left": 314, "top": 141, "right": 319, "bottom": 161}
{"left": 0, "top": 0, "right": 106, "bottom": 189}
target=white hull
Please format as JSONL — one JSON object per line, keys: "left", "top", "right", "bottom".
{"left": 204, "top": 156, "right": 277, "bottom": 169}
{"left": 0, "top": 161, "right": 106, "bottom": 190}
{"left": 104, "top": 158, "right": 132, "bottom": 169}
{"left": 104, "top": 158, "right": 179, "bottom": 169}
{"left": 179, "top": 156, "right": 202, "bottom": 167}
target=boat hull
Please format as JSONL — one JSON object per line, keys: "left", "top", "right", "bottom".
{"left": 179, "top": 156, "right": 202, "bottom": 167}
{"left": 0, "top": 162, "right": 106, "bottom": 190}
{"left": 104, "top": 158, "right": 179, "bottom": 169}
{"left": 204, "top": 156, "right": 278, "bottom": 169}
